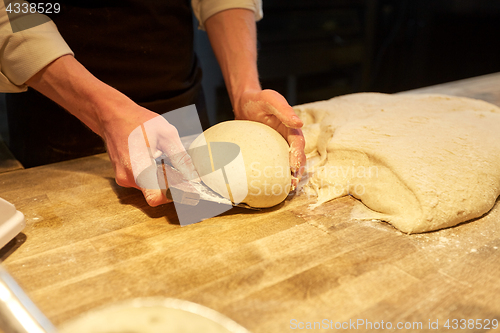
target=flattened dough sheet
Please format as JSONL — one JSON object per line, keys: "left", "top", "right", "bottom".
{"left": 294, "top": 93, "right": 500, "bottom": 233}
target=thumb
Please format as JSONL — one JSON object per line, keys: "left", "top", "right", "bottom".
{"left": 260, "top": 90, "right": 303, "bottom": 128}
{"left": 141, "top": 188, "right": 170, "bottom": 207}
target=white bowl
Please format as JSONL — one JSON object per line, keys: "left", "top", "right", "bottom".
{"left": 59, "top": 298, "right": 250, "bottom": 333}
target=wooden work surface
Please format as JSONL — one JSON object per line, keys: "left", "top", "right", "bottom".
{"left": 1, "top": 73, "right": 500, "bottom": 332}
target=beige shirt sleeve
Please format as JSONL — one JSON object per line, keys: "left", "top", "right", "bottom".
{"left": 192, "top": 0, "right": 263, "bottom": 30}
{"left": 0, "top": 1, "right": 73, "bottom": 93}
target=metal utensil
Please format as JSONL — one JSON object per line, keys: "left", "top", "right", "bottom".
{"left": 158, "top": 160, "right": 259, "bottom": 210}
{"left": 0, "top": 265, "right": 57, "bottom": 333}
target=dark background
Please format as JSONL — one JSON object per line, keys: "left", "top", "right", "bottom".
{"left": 1, "top": 0, "right": 500, "bottom": 142}
{"left": 203, "top": 0, "right": 500, "bottom": 122}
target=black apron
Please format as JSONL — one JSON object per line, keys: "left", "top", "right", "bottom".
{"left": 7, "top": 0, "right": 209, "bottom": 168}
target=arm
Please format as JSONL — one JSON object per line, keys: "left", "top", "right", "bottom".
{"left": 26, "top": 55, "right": 198, "bottom": 206}
{"left": 204, "top": 9, "right": 306, "bottom": 185}
{"left": 2, "top": 2, "right": 195, "bottom": 207}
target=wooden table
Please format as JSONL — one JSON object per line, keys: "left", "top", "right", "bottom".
{"left": 1, "top": 73, "right": 500, "bottom": 332}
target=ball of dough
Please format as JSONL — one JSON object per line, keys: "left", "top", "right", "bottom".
{"left": 189, "top": 120, "right": 291, "bottom": 208}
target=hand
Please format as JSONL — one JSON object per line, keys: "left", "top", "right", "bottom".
{"left": 204, "top": 10, "right": 306, "bottom": 188}
{"left": 101, "top": 105, "right": 199, "bottom": 207}
{"left": 233, "top": 89, "right": 306, "bottom": 188}
{"left": 26, "top": 55, "right": 198, "bottom": 207}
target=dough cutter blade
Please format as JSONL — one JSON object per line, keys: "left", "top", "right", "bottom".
{"left": 157, "top": 158, "right": 260, "bottom": 210}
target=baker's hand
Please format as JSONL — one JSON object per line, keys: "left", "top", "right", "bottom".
{"left": 101, "top": 105, "right": 199, "bottom": 207}
{"left": 233, "top": 89, "right": 306, "bottom": 187}
{"left": 25, "top": 55, "right": 196, "bottom": 207}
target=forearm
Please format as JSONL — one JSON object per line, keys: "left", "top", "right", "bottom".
{"left": 205, "top": 8, "right": 261, "bottom": 109}
{"left": 25, "top": 54, "right": 188, "bottom": 206}
{"left": 205, "top": 9, "right": 305, "bottom": 177}
{"left": 25, "top": 55, "right": 139, "bottom": 137}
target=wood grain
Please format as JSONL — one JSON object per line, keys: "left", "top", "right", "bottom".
{"left": 1, "top": 73, "right": 500, "bottom": 332}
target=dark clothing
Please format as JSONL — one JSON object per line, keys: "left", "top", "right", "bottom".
{"left": 7, "top": 0, "right": 209, "bottom": 168}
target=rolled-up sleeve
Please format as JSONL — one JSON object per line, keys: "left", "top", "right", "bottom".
{"left": 192, "top": 0, "right": 263, "bottom": 30}
{"left": 0, "top": 1, "right": 73, "bottom": 93}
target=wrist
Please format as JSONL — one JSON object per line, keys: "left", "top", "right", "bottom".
{"left": 89, "top": 84, "right": 135, "bottom": 132}
{"left": 26, "top": 55, "right": 146, "bottom": 138}
{"left": 230, "top": 81, "right": 261, "bottom": 112}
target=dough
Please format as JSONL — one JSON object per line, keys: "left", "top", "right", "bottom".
{"left": 189, "top": 120, "right": 291, "bottom": 208}
{"left": 294, "top": 93, "right": 500, "bottom": 233}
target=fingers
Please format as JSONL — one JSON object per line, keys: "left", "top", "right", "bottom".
{"left": 121, "top": 114, "right": 197, "bottom": 207}
{"left": 240, "top": 89, "right": 306, "bottom": 186}
{"left": 140, "top": 116, "right": 200, "bottom": 207}
{"left": 287, "top": 128, "right": 306, "bottom": 187}
{"left": 141, "top": 188, "right": 171, "bottom": 207}
{"left": 259, "top": 90, "right": 303, "bottom": 129}
{"left": 115, "top": 170, "right": 135, "bottom": 188}
{"left": 128, "top": 124, "right": 157, "bottom": 185}
{"left": 166, "top": 148, "right": 200, "bottom": 182}
{"left": 259, "top": 91, "right": 306, "bottom": 180}
{"left": 113, "top": 161, "right": 171, "bottom": 206}
{"left": 147, "top": 118, "right": 200, "bottom": 182}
